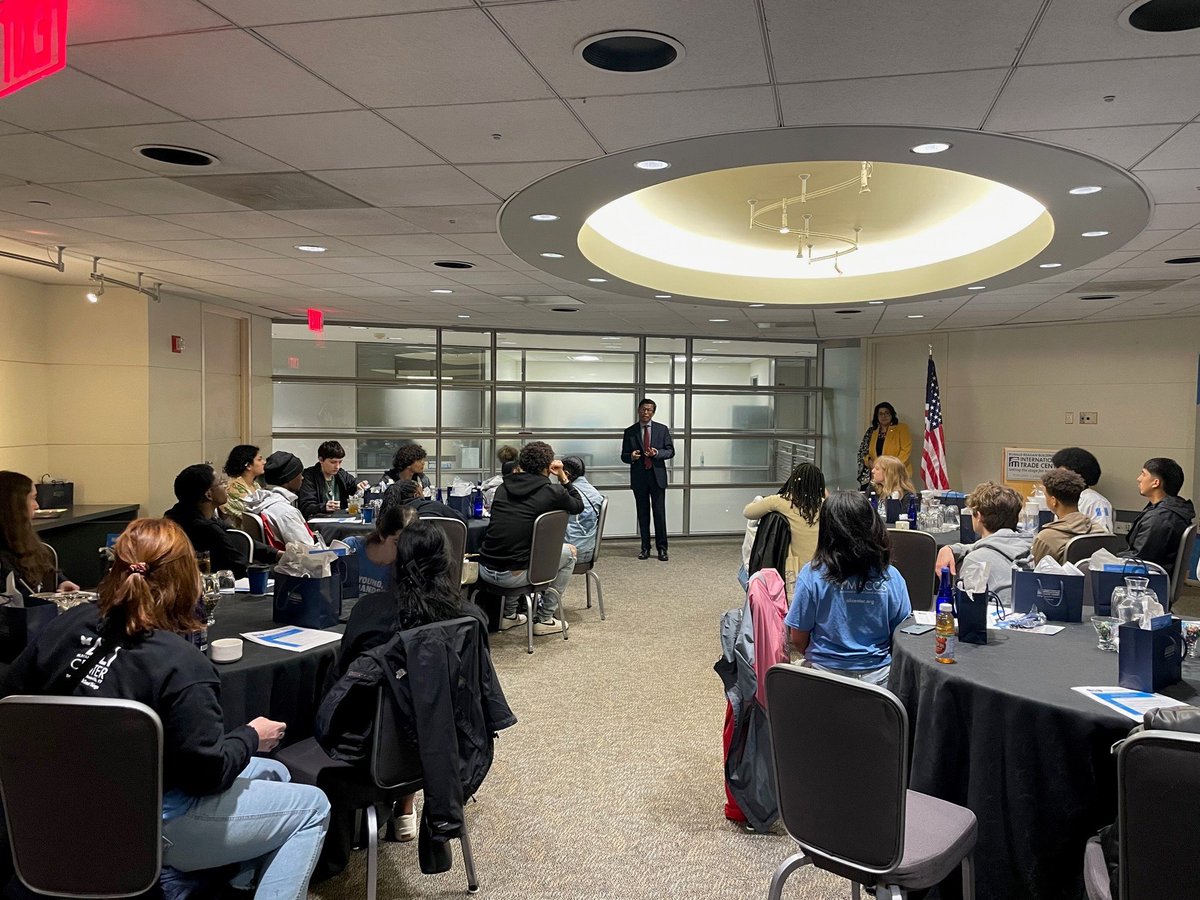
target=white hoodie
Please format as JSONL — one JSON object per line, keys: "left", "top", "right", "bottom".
{"left": 243, "top": 486, "right": 315, "bottom": 547}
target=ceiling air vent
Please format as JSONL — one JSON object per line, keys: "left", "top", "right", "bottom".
{"left": 169, "top": 173, "right": 369, "bottom": 211}
{"left": 1074, "top": 279, "right": 1187, "bottom": 293}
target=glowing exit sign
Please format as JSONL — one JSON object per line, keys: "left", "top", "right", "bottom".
{"left": 0, "top": 0, "right": 68, "bottom": 99}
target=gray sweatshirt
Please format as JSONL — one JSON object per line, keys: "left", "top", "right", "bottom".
{"left": 948, "top": 528, "right": 1034, "bottom": 604}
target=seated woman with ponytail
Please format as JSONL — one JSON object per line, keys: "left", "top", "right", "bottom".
{"left": 1, "top": 518, "right": 330, "bottom": 900}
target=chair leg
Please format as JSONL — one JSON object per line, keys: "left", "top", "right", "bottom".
{"left": 874, "top": 885, "right": 902, "bottom": 900}
{"left": 525, "top": 593, "right": 535, "bottom": 654}
{"left": 459, "top": 819, "right": 480, "bottom": 894}
{"left": 585, "top": 572, "right": 592, "bottom": 609}
{"left": 366, "top": 803, "right": 379, "bottom": 900}
{"left": 961, "top": 851, "right": 975, "bottom": 900}
{"left": 768, "top": 851, "right": 811, "bottom": 900}
{"left": 852, "top": 881, "right": 861, "bottom": 900}
{"left": 594, "top": 571, "right": 605, "bottom": 621}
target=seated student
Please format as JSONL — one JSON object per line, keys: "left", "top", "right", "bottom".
{"left": 389, "top": 478, "right": 466, "bottom": 522}
{"left": 482, "top": 445, "right": 520, "bottom": 510}
{"left": 221, "top": 444, "right": 265, "bottom": 523}
{"left": 0, "top": 518, "right": 330, "bottom": 898}
{"left": 164, "top": 464, "right": 280, "bottom": 577}
{"left": 0, "top": 470, "right": 79, "bottom": 598}
{"left": 376, "top": 442, "right": 431, "bottom": 496}
{"left": 342, "top": 504, "right": 418, "bottom": 597}
{"left": 785, "top": 491, "right": 912, "bottom": 685}
{"left": 1052, "top": 446, "right": 1113, "bottom": 533}
{"left": 1031, "top": 468, "right": 1107, "bottom": 564}
{"left": 935, "top": 482, "right": 1032, "bottom": 604}
{"left": 742, "top": 462, "right": 824, "bottom": 594}
{"left": 479, "top": 441, "right": 584, "bottom": 635}
{"left": 297, "top": 441, "right": 369, "bottom": 520}
{"left": 869, "top": 455, "right": 917, "bottom": 509}
{"left": 243, "top": 451, "right": 316, "bottom": 547}
{"left": 561, "top": 456, "right": 604, "bottom": 563}
{"left": 1124, "top": 457, "right": 1195, "bottom": 571}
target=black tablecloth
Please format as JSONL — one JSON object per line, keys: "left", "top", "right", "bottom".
{"left": 208, "top": 594, "right": 342, "bottom": 741}
{"left": 888, "top": 622, "right": 1200, "bottom": 900}
{"left": 313, "top": 517, "right": 488, "bottom": 552}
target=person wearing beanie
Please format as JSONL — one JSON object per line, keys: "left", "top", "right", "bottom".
{"left": 243, "top": 451, "right": 315, "bottom": 547}
{"left": 164, "top": 464, "right": 280, "bottom": 576}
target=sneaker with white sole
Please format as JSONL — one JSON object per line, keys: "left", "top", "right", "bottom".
{"left": 532, "top": 618, "right": 564, "bottom": 636}
{"left": 394, "top": 812, "right": 417, "bottom": 842}
{"left": 499, "top": 613, "right": 527, "bottom": 630}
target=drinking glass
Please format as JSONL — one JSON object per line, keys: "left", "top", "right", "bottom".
{"left": 1091, "top": 615, "right": 1119, "bottom": 651}
{"left": 200, "top": 573, "right": 222, "bottom": 625}
{"left": 216, "top": 569, "right": 236, "bottom": 593}
{"left": 1183, "top": 622, "right": 1200, "bottom": 660}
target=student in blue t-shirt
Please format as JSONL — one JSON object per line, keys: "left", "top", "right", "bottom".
{"left": 785, "top": 491, "right": 912, "bottom": 686}
{"left": 343, "top": 503, "right": 417, "bottom": 597}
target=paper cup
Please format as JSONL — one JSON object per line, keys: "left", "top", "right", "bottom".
{"left": 210, "top": 638, "right": 243, "bottom": 664}
{"left": 361, "top": 505, "right": 375, "bottom": 524}
{"left": 247, "top": 565, "right": 270, "bottom": 594}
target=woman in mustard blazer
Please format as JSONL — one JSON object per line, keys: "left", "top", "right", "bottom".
{"left": 860, "top": 402, "right": 913, "bottom": 477}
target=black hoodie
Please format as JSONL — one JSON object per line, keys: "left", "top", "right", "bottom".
{"left": 479, "top": 472, "right": 583, "bottom": 570}
{"left": 1125, "top": 494, "right": 1196, "bottom": 571}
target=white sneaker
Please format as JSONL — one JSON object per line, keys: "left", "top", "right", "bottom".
{"left": 500, "top": 613, "right": 527, "bottom": 630}
{"left": 394, "top": 812, "right": 417, "bottom": 843}
{"left": 533, "top": 618, "right": 564, "bottom": 636}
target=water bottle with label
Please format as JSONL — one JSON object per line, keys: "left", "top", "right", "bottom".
{"left": 935, "top": 601, "right": 956, "bottom": 664}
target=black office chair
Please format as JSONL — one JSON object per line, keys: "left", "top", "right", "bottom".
{"left": 1064, "top": 533, "right": 1128, "bottom": 565}
{"left": 765, "top": 664, "right": 977, "bottom": 900}
{"left": 888, "top": 530, "right": 937, "bottom": 610}
{"left": 0, "top": 696, "right": 163, "bottom": 897}
{"left": 571, "top": 496, "right": 609, "bottom": 620}
{"left": 1169, "top": 523, "right": 1197, "bottom": 609}
{"left": 424, "top": 516, "right": 468, "bottom": 591}
{"left": 239, "top": 512, "right": 266, "bottom": 546}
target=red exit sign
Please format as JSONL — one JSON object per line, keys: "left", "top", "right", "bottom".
{"left": 1, "top": 0, "right": 68, "bottom": 99}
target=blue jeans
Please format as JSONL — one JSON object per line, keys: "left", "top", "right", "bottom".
{"left": 810, "top": 661, "right": 891, "bottom": 686}
{"left": 162, "top": 758, "right": 330, "bottom": 900}
{"left": 481, "top": 544, "right": 577, "bottom": 623}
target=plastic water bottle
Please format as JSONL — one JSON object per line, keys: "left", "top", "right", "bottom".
{"left": 436, "top": 487, "right": 444, "bottom": 503}
{"left": 907, "top": 495, "right": 918, "bottom": 530}
{"left": 472, "top": 485, "right": 484, "bottom": 519}
{"left": 935, "top": 601, "right": 956, "bottom": 664}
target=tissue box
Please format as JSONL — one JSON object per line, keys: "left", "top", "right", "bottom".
{"left": 1012, "top": 569, "right": 1084, "bottom": 622}
{"left": 1118, "top": 616, "right": 1182, "bottom": 693}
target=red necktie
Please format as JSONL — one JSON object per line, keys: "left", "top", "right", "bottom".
{"left": 643, "top": 425, "right": 653, "bottom": 469}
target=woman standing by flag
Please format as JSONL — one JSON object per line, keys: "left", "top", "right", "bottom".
{"left": 859, "top": 401, "right": 913, "bottom": 482}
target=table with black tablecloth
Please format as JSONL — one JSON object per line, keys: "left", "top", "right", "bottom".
{"left": 312, "top": 517, "right": 489, "bottom": 552}
{"left": 888, "top": 622, "right": 1200, "bottom": 900}
{"left": 207, "top": 593, "right": 342, "bottom": 741}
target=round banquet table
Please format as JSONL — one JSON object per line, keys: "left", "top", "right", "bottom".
{"left": 313, "top": 517, "right": 488, "bottom": 552}
{"left": 887, "top": 622, "right": 1200, "bottom": 900}
{"left": 207, "top": 593, "right": 343, "bottom": 742}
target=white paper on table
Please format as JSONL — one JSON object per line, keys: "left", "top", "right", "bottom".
{"left": 306, "top": 516, "right": 360, "bottom": 524}
{"left": 233, "top": 577, "right": 275, "bottom": 592}
{"left": 1073, "top": 686, "right": 1191, "bottom": 722}
{"left": 241, "top": 626, "right": 342, "bottom": 653}
{"left": 912, "top": 610, "right": 936, "bottom": 626}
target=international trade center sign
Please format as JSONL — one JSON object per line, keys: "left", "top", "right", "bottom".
{"left": 0, "top": 0, "right": 67, "bottom": 99}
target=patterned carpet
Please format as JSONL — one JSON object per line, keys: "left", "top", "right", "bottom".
{"left": 309, "top": 537, "right": 848, "bottom": 900}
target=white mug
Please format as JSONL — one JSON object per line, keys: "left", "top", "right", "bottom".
{"left": 210, "top": 638, "right": 243, "bottom": 664}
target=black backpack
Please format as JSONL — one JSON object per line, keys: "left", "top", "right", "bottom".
{"left": 747, "top": 511, "right": 791, "bottom": 579}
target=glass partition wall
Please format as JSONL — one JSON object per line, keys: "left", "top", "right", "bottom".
{"left": 272, "top": 324, "right": 821, "bottom": 536}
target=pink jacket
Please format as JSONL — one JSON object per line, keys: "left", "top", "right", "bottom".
{"left": 748, "top": 568, "right": 790, "bottom": 708}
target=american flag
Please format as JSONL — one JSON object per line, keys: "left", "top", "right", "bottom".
{"left": 921, "top": 353, "right": 949, "bottom": 490}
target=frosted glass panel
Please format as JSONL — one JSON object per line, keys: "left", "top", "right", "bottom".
{"left": 274, "top": 438, "right": 358, "bottom": 472}
{"left": 522, "top": 352, "right": 635, "bottom": 383}
{"left": 357, "top": 386, "right": 437, "bottom": 429}
{"left": 434, "top": 438, "right": 493, "bottom": 485}
{"left": 689, "top": 487, "right": 759, "bottom": 534}
{"left": 496, "top": 391, "right": 521, "bottom": 429}
{"left": 605, "top": 488, "right": 684, "bottom": 539}
{"left": 524, "top": 391, "right": 637, "bottom": 431}
{"left": 274, "top": 382, "right": 356, "bottom": 429}
{"left": 273, "top": 339, "right": 355, "bottom": 376}
{"left": 442, "top": 390, "right": 490, "bottom": 430}
{"left": 549, "top": 439, "right": 627, "bottom": 486}
{"left": 691, "top": 438, "right": 775, "bottom": 484}
{"left": 691, "top": 356, "right": 772, "bottom": 386}
{"left": 691, "top": 394, "right": 773, "bottom": 430}
{"left": 356, "top": 438, "right": 425, "bottom": 479}
{"left": 646, "top": 354, "right": 678, "bottom": 384}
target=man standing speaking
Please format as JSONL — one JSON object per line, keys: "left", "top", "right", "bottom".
{"left": 621, "top": 398, "right": 674, "bottom": 561}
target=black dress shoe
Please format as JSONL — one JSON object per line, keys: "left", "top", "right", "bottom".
{"left": 638, "top": 549, "right": 650, "bottom": 560}
{"left": 657, "top": 549, "right": 669, "bottom": 562}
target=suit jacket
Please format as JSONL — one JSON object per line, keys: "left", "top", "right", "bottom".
{"left": 621, "top": 420, "right": 674, "bottom": 490}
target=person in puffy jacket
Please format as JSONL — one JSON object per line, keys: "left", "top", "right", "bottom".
{"left": 1124, "top": 457, "right": 1195, "bottom": 572}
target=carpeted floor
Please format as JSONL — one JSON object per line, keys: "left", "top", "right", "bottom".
{"left": 309, "top": 537, "right": 845, "bottom": 900}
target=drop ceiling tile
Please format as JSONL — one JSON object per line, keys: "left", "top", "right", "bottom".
{"left": 282, "top": 274, "right": 386, "bottom": 290}
{"left": 1147, "top": 204, "right": 1200, "bottom": 231}
{"left": 782, "top": 69, "right": 1006, "bottom": 129}
{"left": 60, "top": 216, "right": 215, "bottom": 242}
{"left": 53, "top": 177, "right": 247, "bottom": 214}
{"left": 238, "top": 237, "right": 377, "bottom": 257}
{"left": 1136, "top": 124, "right": 1200, "bottom": 172}
{"left": 228, "top": 258, "right": 334, "bottom": 275}
{"left": 0, "top": 134, "right": 152, "bottom": 183}
{"left": 399, "top": 254, "right": 512, "bottom": 272}
{"left": 987, "top": 57, "right": 1200, "bottom": 132}
{"left": 68, "top": 0, "right": 230, "bottom": 43}
{"left": 1136, "top": 170, "right": 1200, "bottom": 206}
{"left": 204, "top": 0, "right": 469, "bottom": 26}
{"left": 1117, "top": 230, "right": 1179, "bottom": 252}
{"left": 147, "top": 259, "right": 256, "bottom": 278}
{"left": 0, "top": 68, "right": 181, "bottom": 131}
{"left": 381, "top": 100, "right": 601, "bottom": 164}
{"left": 0, "top": 185, "right": 131, "bottom": 219}
{"left": 202, "top": 274, "right": 306, "bottom": 290}
{"left": 0, "top": 122, "right": 23, "bottom": 136}
{"left": 1021, "top": 0, "right": 1200, "bottom": 65}
{"left": 1152, "top": 228, "right": 1200, "bottom": 252}
{"left": 363, "top": 272, "right": 463, "bottom": 287}
{"left": 448, "top": 233, "right": 508, "bottom": 255}
{"left": 267, "top": 208, "right": 424, "bottom": 236}
{"left": 387, "top": 206, "right": 499, "bottom": 234}
{"left": 155, "top": 211, "right": 319, "bottom": 238}
{"left": 205, "top": 111, "right": 441, "bottom": 170}
{"left": 494, "top": 0, "right": 768, "bottom": 97}
{"left": 1016, "top": 124, "right": 1178, "bottom": 168}
{"left": 53, "top": 122, "right": 293, "bottom": 175}
{"left": 454, "top": 161, "right": 580, "bottom": 198}
{"left": 314, "top": 166, "right": 496, "bottom": 206}
{"left": 1084, "top": 250, "right": 1141, "bottom": 270}
{"left": 69, "top": 30, "right": 354, "bottom": 119}
{"left": 70, "top": 240, "right": 202, "bottom": 262}
{"left": 485, "top": 252, "right": 533, "bottom": 271}
{"left": 144, "top": 239, "right": 278, "bottom": 259}
{"left": 312, "top": 256, "right": 422, "bottom": 274}
{"left": 344, "top": 233, "right": 471, "bottom": 256}
{"left": 260, "top": 11, "right": 551, "bottom": 107}
{"left": 568, "top": 86, "right": 776, "bottom": 150}
{"left": 1127, "top": 248, "right": 1200, "bottom": 268}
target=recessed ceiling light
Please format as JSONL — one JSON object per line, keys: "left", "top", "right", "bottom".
{"left": 530, "top": 213, "right": 559, "bottom": 222}
{"left": 434, "top": 260, "right": 474, "bottom": 269}
{"left": 634, "top": 159, "right": 671, "bottom": 170}
{"left": 748, "top": 303, "right": 765, "bottom": 308}
{"left": 577, "top": 31, "right": 684, "bottom": 73}
{"left": 654, "top": 294, "right": 671, "bottom": 298}
{"left": 587, "top": 277, "right": 607, "bottom": 282}
{"left": 294, "top": 244, "right": 327, "bottom": 253}
{"left": 457, "top": 314, "right": 471, "bottom": 318}
{"left": 711, "top": 339, "right": 731, "bottom": 344}
{"left": 709, "top": 318, "right": 729, "bottom": 322}
{"left": 430, "top": 289, "right": 454, "bottom": 294}
{"left": 601, "top": 336, "right": 622, "bottom": 340}
{"left": 1039, "top": 263, "right": 1062, "bottom": 268}
{"left": 1079, "top": 294, "right": 1117, "bottom": 301}
{"left": 910, "top": 142, "right": 951, "bottom": 154}
{"left": 907, "top": 314, "right": 925, "bottom": 319}
{"left": 573, "top": 354, "right": 600, "bottom": 362}
{"left": 1081, "top": 230, "right": 1110, "bottom": 237}
{"left": 1165, "top": 256, "right": 1200, "bottom": 264}
{"left": 1127, "top": 0, "right": 1200, "bottom": 33}
{"left": 1069, "top": 186, "right": 1103, "bottom": 195}
{"left": 540, "top": 252, "right": 565, "bottom": 258}
{"left": 967, "top": 285, "right": 987, "bottom": 290}
{"left": 868, "top": 300, "right": 885, "bottom": 305}
{"left": 135, "top": 144, "right": 218, "bottom": 167}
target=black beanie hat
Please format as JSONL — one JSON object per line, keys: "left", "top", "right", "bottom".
{"left": 263, "top": 450, "right": 303, "bottom": 486}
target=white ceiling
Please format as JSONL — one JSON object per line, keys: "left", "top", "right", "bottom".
{"left": 0, "top": 0, "right": 1196, "bottom": 339}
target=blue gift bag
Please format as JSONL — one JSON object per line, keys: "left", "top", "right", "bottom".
{"left": 273, "top": 558, "right": 344, "bottom": 629}
{"left": 1011, "top": 570, "right": 1084, "bottom": 622}
{"left": 1092, "top": 568, "right": 1170, "bottom": 616}
{"left": 1118, "top": 616, "right": 1182, "bottom": 693}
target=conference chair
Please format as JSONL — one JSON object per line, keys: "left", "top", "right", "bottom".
{"left": 424, "top": 516, "right": 468, "bottom": 590}
{"left": 1064, "top": 533, "right": 1129, "bottom": 565}
{"left": 571, "top": 496, "right": 609, "bottom": 620}
{"left": 228, "top": 528, "right": 255, "bottom": 569}
{"left": 0, "top": 696, "right": 163, "bottom": 897}
{"left": 39, "top": 542, "right": 58, "bottom": 575}
{"left": 888, "top": 530, "right": 937, "bottom": 609}
{"left": 765, "top": 665, "right": 977, "bottom": 900}
{"left": 239, "top": 512, "right": 266, "bottom": 546}
{"left": 1083, "top": 730, "right": 1200, "bottom": 900}
{"left": 1169, "top": 524, "right": 1197, "bottom": 609}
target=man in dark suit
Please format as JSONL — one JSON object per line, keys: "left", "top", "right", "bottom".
{"left": 621, "top": 398, "right": 675, "bottom": 561}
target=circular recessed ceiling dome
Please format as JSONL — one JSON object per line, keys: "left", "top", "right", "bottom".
{"left": 433, "top": 260, "right": 474, "bottom": 269}
{"left": 575, "top": 31, "right": 684, "bottom": 72}
{"left": 135, "top": 145, "right": 218, "bottom": 167}
{"left": 497, "top": 125, "right": 1150, "bottom": 308}
{"left": 1125, "top": 0, "right": 1200, "bottom": 32}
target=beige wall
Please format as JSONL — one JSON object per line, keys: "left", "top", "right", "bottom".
{"left": 0, "top": 271, "right": 272, "bottom": 515}
{"left": 862, "top": 316, "right": 1200, "bottom": 512}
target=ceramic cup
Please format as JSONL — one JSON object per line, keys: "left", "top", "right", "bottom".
{"left": 210, "top": 638, "right": 243, "bottom": 664}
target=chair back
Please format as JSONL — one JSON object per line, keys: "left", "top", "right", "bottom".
{"left": 0, "top": 696, "right": 163, "bottom": 897}
{"left": 1170, "top": 523, "right": 1197, "bottom": 607}
{"left": 765, "top": 664, "right": 907, "bottom": 875}
{"left": 40, "top": 542, "right": 58, "bottom": 574}
{"left": 1118, "top": 730, "right": 1200, "bottom": 899}
{"left": 589, "top": 497, "right": 610, "bottom": 566}
{"left": 1064, "top": 532, "right": 1128, "bottom": 564}
{"left": 240, "top": 512, "right": 266, "bottom": 545}
{"left": 888, "top": 529, "right": 937, "bottom": 609}
{"left": 528, "top": 510, "right": 569, "bottom": 587}
{"left": 424, "top": 516, "right": 468, "bottom": 588}
{"left": 228, "top": 528, "right": 254, "bottom": 566}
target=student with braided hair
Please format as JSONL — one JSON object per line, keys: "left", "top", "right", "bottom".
{"left": 743, "top": 462, "right": 826, "bottom": 594}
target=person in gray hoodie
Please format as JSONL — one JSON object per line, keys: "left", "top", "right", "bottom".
{"left": 934, "top": 481, "right": 1032, "bottom": 604}
{"left": 243, "top": 451, "right": 316, "bottom": 548}
{"left": 1124, "top": 457, "right": 1195, "bottom": 572}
